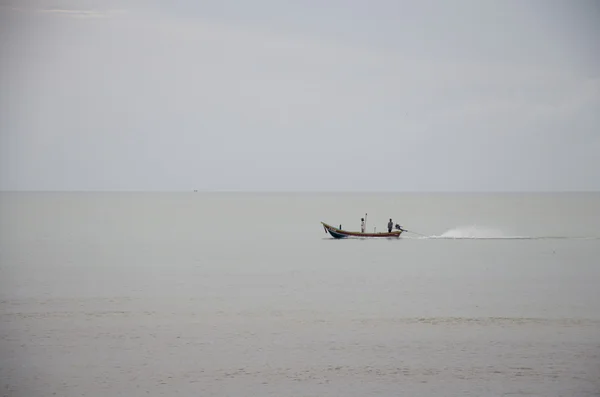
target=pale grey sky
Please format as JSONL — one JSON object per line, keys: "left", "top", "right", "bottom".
{"left": 1, "top": 0, "right": 599, "bottom": 191}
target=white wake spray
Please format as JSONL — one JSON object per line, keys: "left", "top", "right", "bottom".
{"left": 426, "top": 225, "right": 527, "bottom": 239}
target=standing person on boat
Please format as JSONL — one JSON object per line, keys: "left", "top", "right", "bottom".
{"left": 361, "top": 218, "right": 365, "bottom": 233}
{"left": 388, "top": 219, "right": 393, "bottom": 233}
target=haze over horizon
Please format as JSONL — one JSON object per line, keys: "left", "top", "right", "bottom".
{"left": 1, "top": 0, "right": 599, "bottom": 192}
{"left": 2, "top": 189, "right": 600, "bottom": 194}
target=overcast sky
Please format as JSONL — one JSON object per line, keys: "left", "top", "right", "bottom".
{"left": 1, "top": 0, "right": 599, "bottom": 191}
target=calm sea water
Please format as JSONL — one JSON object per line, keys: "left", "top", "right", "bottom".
{"left": 1, "top": 192, "right": 599, "bottom": 396}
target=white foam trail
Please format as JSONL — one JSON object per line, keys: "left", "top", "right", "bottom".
{"left": 432, "top": 226, "right": 518, "bottom": 239}
{"left": 415, "top": 226, "right": 598, "bottom": 240}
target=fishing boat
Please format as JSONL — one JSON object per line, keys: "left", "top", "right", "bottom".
{"left": 321, "top": 222, "right": 404, "bottom": 239}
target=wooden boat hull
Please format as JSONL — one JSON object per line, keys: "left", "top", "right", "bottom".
{"left": 321, "top": 222, "right": 402, "bottom": 239}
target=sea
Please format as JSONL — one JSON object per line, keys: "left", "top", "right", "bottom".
{"left": 1, "top": 192, "right": 599, "bottom": 397}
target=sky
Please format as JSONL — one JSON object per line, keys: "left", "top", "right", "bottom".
{"left": 1, "top": 0, "right": 599, "bottom": 191}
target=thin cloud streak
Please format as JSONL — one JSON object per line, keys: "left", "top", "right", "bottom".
{"left": 36, "top": 8, "right": 127, "bottom": 18}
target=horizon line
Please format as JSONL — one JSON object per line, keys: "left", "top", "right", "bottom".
{"left": 1, "top": 189, "right": 599, "bottom": 194}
